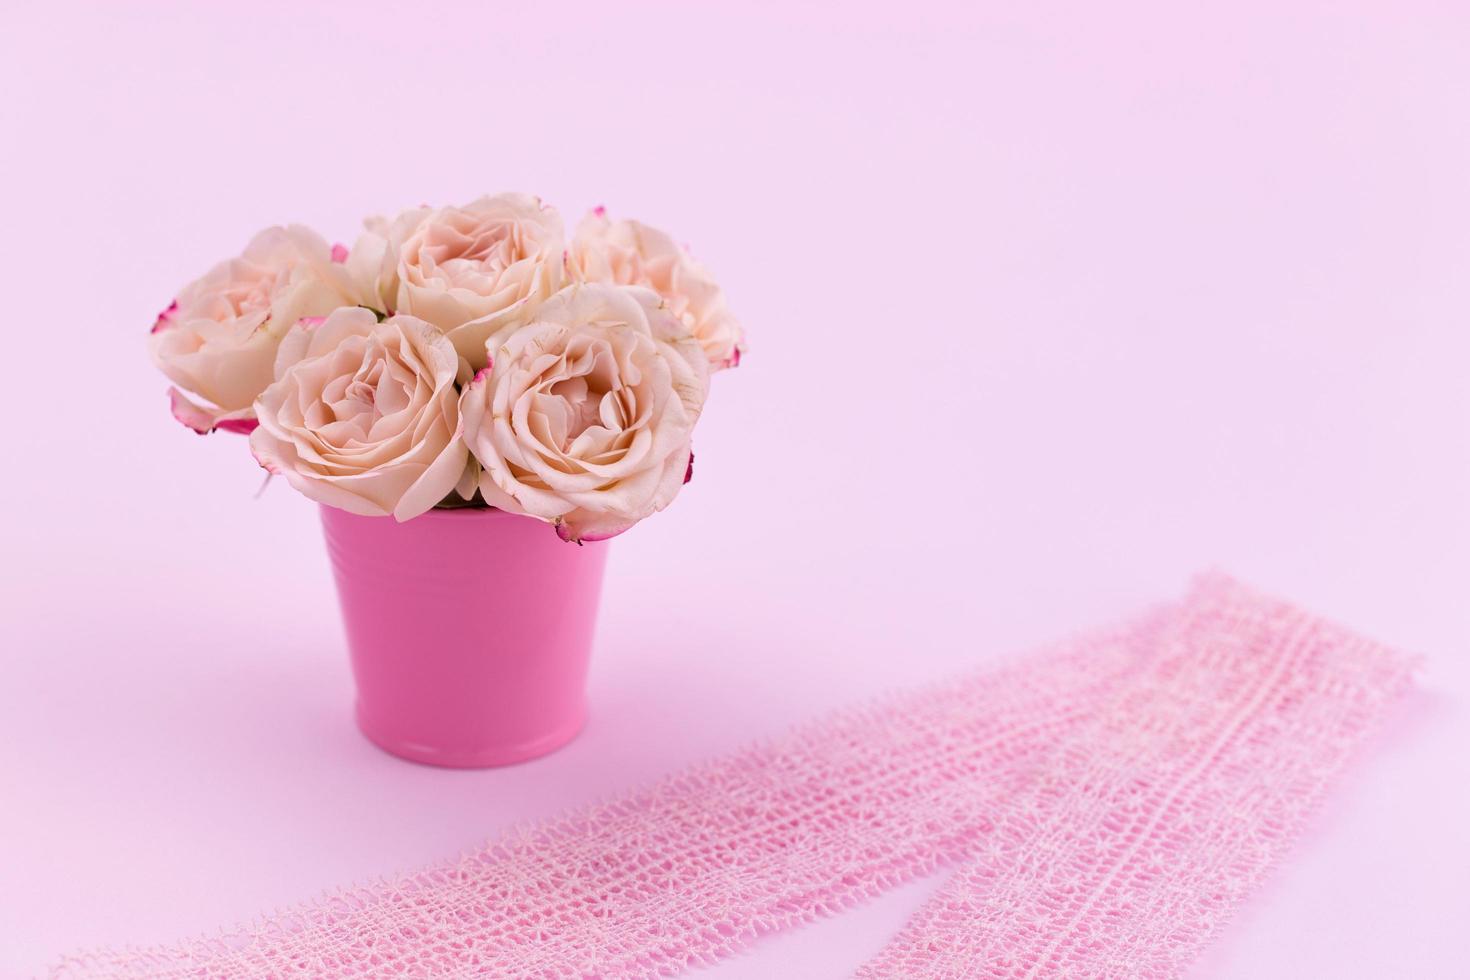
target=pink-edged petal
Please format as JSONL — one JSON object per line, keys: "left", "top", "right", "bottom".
{"left": 554, "top": 512, "right": 634, "bottom": 545}
{"left": 168, "top": 387, "right": 256, "bottom": 436}
{"left": 250, "top": 443, "right": 283, "bottom": 475}
{"left": 150, "top": 299, "right": 179, "bottom": 334}
{"left": 169, "top": 388, "right": 220, "bottom": 435}
{"left": 330, "top": 242, "right": 349, "bottom": 263}
{"left": 575, "top": 525, "right": 630, "bottom": 543}
{"left": 684, "top": 447, "right": 695, "bottom": 484}
{"left": 216, "top": 417, "right": 261, "bottom": 435}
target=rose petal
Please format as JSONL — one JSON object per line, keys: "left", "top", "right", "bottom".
{"left": 569, "top": 212, "right": 744, "bottom": 370}
{"left": 249, "top": 312, "right": 467, "bottom": 518}
{"left": 460, "top": 283, "right": 709, "bottom": 542}
{"left": 150, "top": 299, "right": 179, "bottom": 334}
{"left": 167, "top": 387, "right": 257, "bottom": 436}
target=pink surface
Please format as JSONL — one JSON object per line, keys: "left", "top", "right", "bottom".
{"left": 320, "top": 505, "right": 609, "bottom": 768}
{"left": 51, "top": 576, "right": 1418, "bottom": 978}
{"left": 1, "top": 2, "right": 1467, "bottom": 977}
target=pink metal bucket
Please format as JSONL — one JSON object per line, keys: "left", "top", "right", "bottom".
{"left": 319, "top": 504, "right": 610, "bottom": 768}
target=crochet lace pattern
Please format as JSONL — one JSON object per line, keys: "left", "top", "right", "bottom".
{"left": 54, "top": 574, "right": 1417, "bottom": 979}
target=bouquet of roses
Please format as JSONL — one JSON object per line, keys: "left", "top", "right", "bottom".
{"left": 149, "top": 194, "right": 743, "bottom": 543}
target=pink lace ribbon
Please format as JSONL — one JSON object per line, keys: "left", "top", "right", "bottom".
{"left": 54, "top": 575, "right": 1417, "bottom": 978}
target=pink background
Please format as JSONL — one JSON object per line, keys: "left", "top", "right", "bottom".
{"left": 2, "top": 2, "right": 1468, "bottom": 975}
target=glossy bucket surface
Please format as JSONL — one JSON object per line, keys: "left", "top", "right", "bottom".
{"left": 320, "top": 504, "right": 609, "bottom": 768}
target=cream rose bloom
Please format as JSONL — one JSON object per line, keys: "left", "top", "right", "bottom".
{"left": 349, "top": 193, "right": 566, "bottom": 369}
{"left": 460, "top": 284, "right": 708, "bottom": 543}
{"left": 149, "top": 225, "right": 361, "bottom": 433}
{"left": 570, "top": 208, "right": 744, "bottom": 370}
{"left": 339, "top": 206, "right": 429, "bottom": 316}
{"left": 249, "top": 308, "right": 470, "bottom": 521}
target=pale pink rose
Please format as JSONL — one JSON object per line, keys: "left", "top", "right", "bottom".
{"left": 570, "top": 208, "right": 745, "bottom": 370}
{"left": 460, "top": 284, "right": 708, "bottom": 543}
{"left": 149, "top": 225, "right": 360, "bottom": 433}
{"left": 340, "top": 206, "right": 432, "bottom": 316}
{"left": 352, "top": 194, "right": 566, "bottom": 369}
{"left": 250, "top": 308, "right": 470, "bottom": 521}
